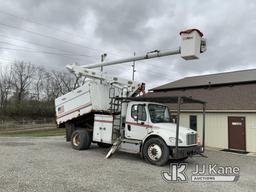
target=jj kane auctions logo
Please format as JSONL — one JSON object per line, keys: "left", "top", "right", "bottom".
{"left": 162, "top": 163, "right": 240, "bottom": 182}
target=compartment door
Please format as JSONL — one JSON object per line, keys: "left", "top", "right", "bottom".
{"left": 93, "top": 115, "right": 113, "bottom": 144}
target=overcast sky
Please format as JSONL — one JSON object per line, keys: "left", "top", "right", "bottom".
{"left": 0, "top": 0, "right": 255, "bottom": 89}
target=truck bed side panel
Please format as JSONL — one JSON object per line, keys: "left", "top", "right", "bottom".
{"left": 55, "top": 82, "right": 113, "bottom": 125}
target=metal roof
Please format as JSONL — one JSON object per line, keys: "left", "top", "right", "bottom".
{"left": 147, "top": 83, "right": 256, "bottom": 110}
{"left": 115, "top": 96, "right": 206, "bottom": 104}
{"left": 151, "top": 68, "right": 256, "bottom": 91}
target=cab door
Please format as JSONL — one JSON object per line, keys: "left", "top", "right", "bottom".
{"left": 125, "top": 103, "right": 150, "bottom": 140}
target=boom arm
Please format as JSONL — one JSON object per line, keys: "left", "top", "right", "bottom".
{"left": 67, "top": 64, "right": 143, "bottom": 97}
{"left": 81, "top": 49, "right": 180, "bottom": 69}
{"left": 66, "top": 29, "right": 206, "bottom": 97}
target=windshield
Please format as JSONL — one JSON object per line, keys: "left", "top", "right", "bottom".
{"left": 148, "top": 104, "right": 171, "bottom": 123}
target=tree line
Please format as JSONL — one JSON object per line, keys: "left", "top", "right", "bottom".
{"left": 0, "top": 61, "right": 85, "bottom": 119}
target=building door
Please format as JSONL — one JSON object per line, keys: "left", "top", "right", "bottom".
{"left": 189, "top": 115, "right": 197, "bottom": 131}
{"left": 228, "top": 116, "right": 246, "bottom": 151}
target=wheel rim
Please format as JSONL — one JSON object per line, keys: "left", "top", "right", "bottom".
{"left": 147, "top": 144, "right": 162, "bottom": 161}
{"left": 73, "top": 133, "right": 80, "bottom": 146}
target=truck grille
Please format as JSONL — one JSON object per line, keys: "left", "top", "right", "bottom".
{"left": 187, "top": 133, "right": 197, "bottom": 145}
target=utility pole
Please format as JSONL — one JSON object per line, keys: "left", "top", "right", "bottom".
{"left": 100, "top": 53, "right": 107, "bottom": 84}
{"left": 101, "top": 53, "right": 107, "bottom": 72}
{"left": 132, "top": 52, "right": 136, "bottom": 80}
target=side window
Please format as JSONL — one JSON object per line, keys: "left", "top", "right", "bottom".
{"left": 131, "top": 105, "right": 147, "bottom": 121}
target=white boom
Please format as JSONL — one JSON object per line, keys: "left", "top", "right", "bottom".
{"left": 81, "top": 49, "right": 180, "bottom": 69}
{"left": 66, "top": 28, "right": 206, "bottom": 96}
{"left": 67, "top": 28, "right": 205, "bottom": 73}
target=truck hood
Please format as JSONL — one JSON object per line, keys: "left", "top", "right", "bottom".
{"left": 152, "top": 123, "right": 196, "bottom": 135}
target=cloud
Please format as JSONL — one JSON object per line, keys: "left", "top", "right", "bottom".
{"left": 0, "top": 0, "right": 255, "bottom": 89}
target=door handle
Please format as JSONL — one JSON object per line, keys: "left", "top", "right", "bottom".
{"left": 128, "top": 125, "right": 131, "bottom": 131}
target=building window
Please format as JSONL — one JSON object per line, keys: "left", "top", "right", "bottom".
{"left": 190, "top": 115, "right": 197, "bottom": 131}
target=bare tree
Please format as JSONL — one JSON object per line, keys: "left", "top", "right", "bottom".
{"left": 0, "top": 61, "right": 86, "bottom": 118}
{"left": 32, "top": 66, "right": 45, "bottom": 101}
{"left": 0, "top": 65, "right": 12, "bottom": 110}
{"left": 42, "top": 71, "right": 61, "bottom": 101}
{"left": 11, "top": 61, "right": 35, "bottom": 103}
{"left": 51, "top": 71, "right": 85, "bottom": 95}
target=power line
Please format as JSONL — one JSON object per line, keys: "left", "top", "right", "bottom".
{"left": 0, "top": 51, "right": 95, "bottom": 66}
{"left": 0, "top": 10, "right": 136, "bottom": 60}
{"left": 0, "top": 21, "right": 139, "bottom": 64}
{"left": 0, "top": 12, "right": 178, "bottom": 75}
{"left": 0, "top": 9, "right": 89, "bottom": 42}
{"left": 0, "top": 19, "right": 175, "bottom": 68}
{"left": 0, "top": 21, "right": 170, "bottom": 69}
{"left": 0, "top": 32, "right": 99, "bottom": 57}
{"left": 0, "top": 22, "right": 105, "bottom": 54}
{"left": 0, "top": 9, "right": 153, "bottom": 59}
{"left": 0, "top": 46, "right": 99, "bottom": 60}
{"left": 0, "top": 54, "right": 29, "bottom": 61}
{"left": 0, "top": 40, "right": 97, "bottom": 58}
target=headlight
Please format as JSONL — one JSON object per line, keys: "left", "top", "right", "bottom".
{"left": 169, "top": 137, "right": 183, "bottom": 143}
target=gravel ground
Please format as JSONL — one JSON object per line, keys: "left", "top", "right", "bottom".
{"left": 0, "top": 136, "right": 255, "bottom": 192}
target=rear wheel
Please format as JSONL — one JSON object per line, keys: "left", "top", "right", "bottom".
{"left": 143, "top": 137, "right": 170, "bottom": 166}
{"left": 71, "top": 129, "right": 91, "bottom": 150}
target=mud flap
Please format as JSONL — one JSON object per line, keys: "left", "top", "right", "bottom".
{"left": 105, "top": 138, "right": 121, "bottom": 159}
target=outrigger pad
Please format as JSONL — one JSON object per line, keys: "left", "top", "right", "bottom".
{"left": 105, "top": 138, "right": 121, "bottom": 159}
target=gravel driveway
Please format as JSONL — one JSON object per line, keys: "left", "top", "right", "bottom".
{"left": 0, "top": 136, "right": 255, "bottom": 192}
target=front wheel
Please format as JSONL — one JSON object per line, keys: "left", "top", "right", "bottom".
{"left": 143, "top": 137, "right": 170, "bottom": 166}
{"left": 71, "top": 129, "right": 91, "bottom": 150}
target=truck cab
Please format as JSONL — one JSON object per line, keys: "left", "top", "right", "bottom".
{"left": 117, "top": 101, "right": 200, "bottom": 165}
{"left": 125, "top": 101, "right": 197, "bottom": 146}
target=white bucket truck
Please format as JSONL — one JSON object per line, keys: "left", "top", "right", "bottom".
{"left": 55, "top": 29, "right": 207, "bottom": 166}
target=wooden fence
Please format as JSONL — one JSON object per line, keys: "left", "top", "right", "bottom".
{"left": 0, "top": 119, "right": 57, "bottom": 132}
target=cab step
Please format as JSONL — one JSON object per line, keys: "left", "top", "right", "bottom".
{"left": 119, "top": 139, "right": 142, "bottom": 154}
{"left": 121, "top": 138, "right": 141, "bottom": 144}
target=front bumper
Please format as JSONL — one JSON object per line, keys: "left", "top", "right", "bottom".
{"left": 171, "top": 145, "right": 203, "bottom": 159}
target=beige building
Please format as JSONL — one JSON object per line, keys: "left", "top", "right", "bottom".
{"left": 149, "top": 69, "right": 256, "bottom": 153}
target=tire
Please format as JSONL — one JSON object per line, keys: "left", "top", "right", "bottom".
{"left": 143, "top": 137, "right": 170, "bottom": 166}
{"left": 97, "top": 142, "right": 112, "bottom": 148}
{"left": 66, "top": 127, "right": 72, "bottom": 142}
{"left": 71, "top": 129, "right": 91, "bottom": 150}
{"left": 65, "top": 122, "right": 74, "bottom": 142}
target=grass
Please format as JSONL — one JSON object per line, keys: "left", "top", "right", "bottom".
{"left": 0, "top": 128, "right": 65, "bottom": 137}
